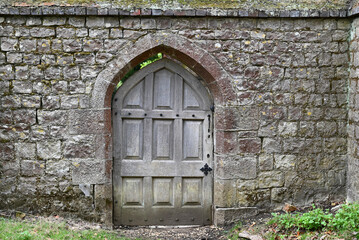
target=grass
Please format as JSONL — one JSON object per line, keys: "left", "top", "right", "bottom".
{"left": 0, "top": 217, "right": 132, "bottom": 240}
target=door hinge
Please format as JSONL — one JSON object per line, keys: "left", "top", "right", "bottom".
{"left": 210, "top": 105, "right": 215, "bottom": 112}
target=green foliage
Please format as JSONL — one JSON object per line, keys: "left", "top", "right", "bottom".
{"left": 0, "top": 217, "right": 130, "bottom": 240}
{"left": 297, "top": 205, "right": 332, "bottom": 230}
{"left": 267, "top": 203, "right": 359, "bottom": 238}
{"left": 267, "top": 212, "right": 299, "bottom": 229}
{"left": 329, "top": 203, "right": 359, "bottom": 232}
{"left": 140, "top": 53, "right": 162, "bottom": 69}
{"left": 116, "top": 53, "right": 163, "bottom": 90}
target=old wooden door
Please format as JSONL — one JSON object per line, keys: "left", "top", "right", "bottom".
{"left": 113, "top": 59, "right": 213, "bottom": 226}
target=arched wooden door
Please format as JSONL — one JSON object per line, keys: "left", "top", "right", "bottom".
{"left": 112, "top": 59, "right": 213, "bottom": 226}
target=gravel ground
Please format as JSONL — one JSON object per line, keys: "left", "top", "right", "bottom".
{"left": 115, "top": 225, "right": 227, "bottom": 240}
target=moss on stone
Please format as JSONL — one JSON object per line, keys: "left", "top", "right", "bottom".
{"left": 5, "top": 0, "right": 351, "bottom": 10}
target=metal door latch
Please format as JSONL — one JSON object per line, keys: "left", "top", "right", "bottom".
{"left": 200, "top": 163, "right": 212, "bottom": 176}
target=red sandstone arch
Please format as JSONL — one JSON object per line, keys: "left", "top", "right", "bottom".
{"left": 91, "top": 33, "right": 236, "bottom": 110}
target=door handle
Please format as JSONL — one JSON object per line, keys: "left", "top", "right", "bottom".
{"left": 200, "top": 163, "right": 212, "bottom": 176}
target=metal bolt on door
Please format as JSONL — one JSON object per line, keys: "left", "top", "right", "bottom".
{"left": 112, "top": 59, "right": 213, "bottom": 225}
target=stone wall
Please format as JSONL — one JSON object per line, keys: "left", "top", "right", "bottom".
{"left": 0, "top": 11, "right": 351, "bottom": 225}
{"left": 0, "top": 0, "right": 351, "bottom": 11}
{"left": 348, "top": 18, "right": 359, "bottom": 202}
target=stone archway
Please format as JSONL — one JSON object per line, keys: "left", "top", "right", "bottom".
{"left": 90, "top": 33, "right": 236, "bottom": 225}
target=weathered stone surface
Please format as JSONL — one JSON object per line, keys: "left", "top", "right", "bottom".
{"left": 63, "top": 135, "right": 94, "bottom": 159}
{"left": 21, "top": 160, "right": 45, "bottom": 176}
{"left": 46, "top": 160, "right": 70, "bottom": 178}
{"left": 0, "top": 13, "right": 353, "bottom": 225}
{"left": 216, "top": 156, "right": 257, "bottom": 179}
{"left": 72, "top": 160, "right": 109, "bottom": 184}
{"left": 258, "top": 171, "right": 285, "bottom": 188}
{"left": 259, "top": 154, "right": 274, "bottom": 171}
{"left": 274, "top": 154, "right": 296, "bottom": 169}
{"left": 215, "top": 207, "right": 258, "bottom": 226}
{"left": 15, "top": 142, "right": 36, "bottom": 159}
{"left": 37, "top": 141, "right": 61, "bottom": 160}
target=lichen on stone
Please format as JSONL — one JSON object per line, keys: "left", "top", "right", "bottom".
{"left": 2, "top": 0, "right": 352, "bottom": 10}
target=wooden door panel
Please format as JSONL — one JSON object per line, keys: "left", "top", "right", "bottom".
{"left": 123, "top": 80, "right": 145, "bottom": 109}
{"left": 122, "top": 119, "right": 143, "bottom": 160}
{"left": 183, "top": 120, "right": 203, "bottom": 160}
{"left": 183, "top": 82, "right": 201, "bottom": 110}
{"left": 113, "top": 59, "right": 213, "bottom": 226}
{"left": 152, "top": 120, "right": 174, "bottom": 160}
{"left": 182, "top": 178, "right": 203, "bottom": 206}
{"left": 152, "top": 177, "right": 174, "bottom": 206}
{"left": 153, "top": 69, "right": 175, "bottom": 110}
{"left": 122, "top": 177, "right": 144, "bottom": 207}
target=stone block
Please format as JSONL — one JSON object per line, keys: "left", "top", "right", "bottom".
{"left": 0, "top": 143, "right": 14, "bottom": 161}
{"left": 37, "top": 141, "right": 61, "bottom": 160}
{"left": 7, "top": 52, "right": 22, "bottom": 63}
{"left": 42, "top": 96, "right": 60, "bottom": 110}
{"left": 262, "top": 138, "right": 281, "bottom": 153}
{"left": 56, "top": 27, "right": 76, "bottom": 38}
{"left": 72, "top": 159, "right": 109, "bottom": 184}
{"left": 278, "top": 122, "right": 297, "bottom": 137}
{"left": 215, "top": 207, "right": 258, "bottom": 226}
{"left": 89, "top": 29, "right": 109, "bottom": 38}
{"left": 30, "top": 27, "right": 55, "bottom": 37}
{"left": 86, "top": 17, "right": 104, "bottom": 27}
{"left": 1, "top": 38, "right": 18, "bottom": 51}
{"left": 259, "top": 154, "right": 273, "bottom": 171}
{"left": 15, "top": 142, "right": 36, "bottom": 159}
{"left": 271, "top": 187, "right": 287, "bottom": 202}
{"left": 63, "top": 39, "right": 82, "bottom": 52}
{"left": 94, "top": 184, "right": 113, "bottom": 224}
{"left": 17, "top": 177, "right": 37, "bottom": 196}
{"left": 96, "top": 52, "right": 113, "bottom": 64}
{"left": 238, "top": 138, "right": 261, "bottom": 153}
{"left": 317, "top": 121, "right": 337, "bottom": 137}
{"left": 258, "top": 171, "right": 284, "bottom": 188}
{"left": 44, "top": 66, "right": 61, "bottom": 80}
{"left": 60, "top": 95, "right": 79, "bottom": 109}
{"left": 69, "top": 81, "right": 86, "bottom": 94}
{"left": 215, "top": 131, "right": 238, "bottom": 154}
{"left": 0, "top": 109, "right": 12, "bottom": 124}
{"left": 68, "top": 109, "right": 110, "bottom": 134}
{"left": 213, "top": 179, "right": 236, "bottom": 207}
{"left": 141, "top": 18, "right": 156, "bottom": 29}
{"left": 83, "top": 39, "right": 103, "bottom": 52}
{"left": 0, "top": 65, "right": 14, "bottom": 80}
{"left": 46, "top": 160, "right": 70, "bottom": 178}
{"left": 21, "top": 160, "right": 45, "bottom": 176}
{"left": 81, "top": 66, "right": 102, "bottom": 80}
{"left": 64, "top": 135, "right": 94, "bottom": 159}
{"left": 216, "top": 156, "right": 257, "bottom": 179}
{"left": 274, "top": 154, "right": 296, "bottom": 169}
{"left": 75, "top": 53, "right": 95, "bottom": 64}
{"left": 103, "top": 39, "right": 127, "bottom": 53}
{"left": 13, "top": 109, "right": 36, "bottom": 125}
{"left": 43, "top": 17, "right": 66, "bottom": 26}
{"left": 1, "top": 158, "right": 20, "bottom": 176}
{"left": 13, "top": 81, "right": 32, "bottom": 94}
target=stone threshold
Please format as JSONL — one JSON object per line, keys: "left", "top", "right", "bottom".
{"left": 0, "top": 6, "right": 349, "bottom": 18}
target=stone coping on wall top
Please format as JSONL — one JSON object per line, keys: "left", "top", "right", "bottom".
{"left": 0, "top": 6, "right": 350, "bottom": 18}
{"left": 349, "top": 6, "right": 359, "bottom": 16}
